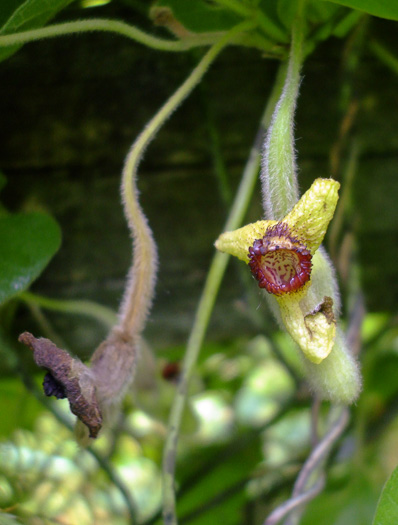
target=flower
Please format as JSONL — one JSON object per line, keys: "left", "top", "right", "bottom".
{"left": 215, "top": 178, "right": 340, "bottom": 365}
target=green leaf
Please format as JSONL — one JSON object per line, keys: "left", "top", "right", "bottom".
{"left": 373, "top": 466, "right": 398, "bottom": 525}
{"left": 319, "top": 0, "right": 398, "bottom": 21}
{"left": 0, "top": 328, "right": 18, "bottom": 373}
{"left": 0, "top": 376, "right": 44, "bottom": 436}
{"left": 178, "top": 437, "right": 262, "bottom": 524}
{"left": 0, "top": 212, "right": 61, "bottom": 304}
{"left": 303, "top": 472, "right": 378, "bottom": 525}
{"left": 0, "top": 0, "right": 75, "bottom": 63}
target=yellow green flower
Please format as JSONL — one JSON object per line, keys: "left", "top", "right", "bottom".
{"left": 215, "top": 178, "right": 339, "bottom": 365}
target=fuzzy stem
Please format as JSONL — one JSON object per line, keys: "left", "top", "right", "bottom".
{"left": 261, "top": 5, "right": 306, "bottom": 219}
{"left": 162, "top": 66, "right": 286, "bottom": 525}
{"left": 118, "top": 20, "right": 255, "bottom": 337}
{"left": 0, "top": 18, "right": 214, "bottom": 52}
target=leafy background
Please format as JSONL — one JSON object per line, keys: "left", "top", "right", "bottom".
{"left": 0, "top": 0, "right": 398, "bottom": 523}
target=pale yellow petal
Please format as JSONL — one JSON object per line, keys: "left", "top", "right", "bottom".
{"left": 215, "top": 220, "right": 276, "bottom": 262}
{"left": 283, "top": 178, "right": 340, "bottom": 254}
{"left": 277, "top": 294, "right": 336, "bottom": 364}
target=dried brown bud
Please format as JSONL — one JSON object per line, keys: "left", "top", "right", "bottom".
{"left": 18, "top": 332, "right": 103, "bottom": 438}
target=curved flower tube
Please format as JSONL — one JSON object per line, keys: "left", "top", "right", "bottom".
{"left": 215, "top": 178, "right": 339, "bottom": 364}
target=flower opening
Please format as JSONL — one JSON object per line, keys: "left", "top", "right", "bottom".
{"left": 248, "top": 222, "right": 312, "bottom": 295}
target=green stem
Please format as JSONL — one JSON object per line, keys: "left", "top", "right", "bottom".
{"left": 261, "top": 2, "right": 306, "bottom": 220}
{"left": 161, "top": 66, "right": 286, "bottom": 525}
{"left": 0, "top": 18, "right": 217, "bottom": 52}
{"left": 19, "top": 291, "right": 117, "bottom": 329}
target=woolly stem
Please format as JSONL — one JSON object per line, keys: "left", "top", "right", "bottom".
{"left": 0, "top": 18, "right": 216, "bottom": 52}
{"left": 261, "top": 4, "right": 306, "bottom": 220}
{"left": 161, "top": 65, "right": 286, "bottom": 525}
{"left": 118, "top": 20, "right": 256, "bottom": 337}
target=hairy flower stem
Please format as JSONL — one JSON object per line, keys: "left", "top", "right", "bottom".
{"left": 84, "top": 20, "right": 257, "bottom": 440}
{"left": 118, "top": 19, "right": 255, "bottom": 337}
{"left": 162, "top": 66, "right": 286, "bottom": 525}
{"left": 262, "top": 2, "right": 305, "bottom": 219}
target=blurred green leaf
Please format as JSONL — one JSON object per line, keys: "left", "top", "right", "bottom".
{"left": 151, "top": 0, "right": 241, "bottom": 33}
{"left": 277, "top": 0, "right": 299, "bottom": 29}
{"left": 0, "top": 377, "right": 43, "bottom": 436}
{"left": 303, "top": 473, "right": 378, "bottom": 525}
{"left": 0, "top": 212, "right": 61, "bottom": 304}
{"left": 319, "top": 0, "right": 398, "bottom": 21}
{"left": 0, "top": 328, "right": 18, "bottom": 373}
{"left": 0, "top": 0, "right": 75, "bottom": 63}
{"left": 373, "top": 465, "right": 398, "bottom": 525}
{"left": 178, "top": 438, "right": 262, "bottom": 524}
{"left": 368, "top": 354, "right": 398, "bottom": 401}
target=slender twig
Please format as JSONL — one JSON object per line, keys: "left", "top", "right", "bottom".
{"left": 291, "top": 408, "right": 349, "bottom": 498}
{"left": 263, "top": 476, "right": 325, "bottom": 525}
{"left": 161, "top": 67, "right": 286, "bottom": 525}
{"left": 261, "top": 407, "right": 349, "bottom": 525}
{"left": 0, "top": 19, "right": 218, "bottom": 52}
{"left": 277, "top": 407, "right": 349, "bottom": 525}
{"left": 19, "top": 291, "right": 117, "bottom": 329}
{"left": 89, "top": 448, "right": 138, "bottom": 525}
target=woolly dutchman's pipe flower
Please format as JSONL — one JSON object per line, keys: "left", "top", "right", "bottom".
{"left": 215, "top": 178, "right": 361, "bottom": 404}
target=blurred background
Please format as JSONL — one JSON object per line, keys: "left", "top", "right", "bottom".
{"left": 0, "top": 1, "right": 398, "bottom": 523}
